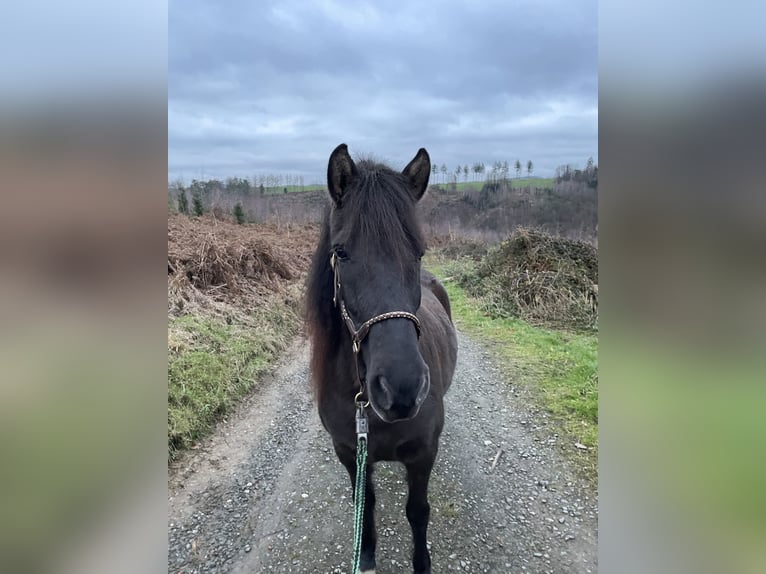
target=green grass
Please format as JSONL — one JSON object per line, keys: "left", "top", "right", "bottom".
{"left": 236, "top": 177, "right": 557, "bottom": 196}
{"left": 427, "top": 258, "right": 598, "bottom": 474}
{"left": 428, "top": 178, "right": 555, "bottom": 191}
{"left": 261, "top": 183, "right": 325, "bottom": 194}
{"left": 167, "top": 301, "right": 300, "bottom": 460}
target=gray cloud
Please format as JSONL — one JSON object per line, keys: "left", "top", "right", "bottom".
{"left": 169, "top": 0, "right": 597, "bottom": 182}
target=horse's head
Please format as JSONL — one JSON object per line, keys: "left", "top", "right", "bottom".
{"left": 326, "top": 143, "right": 431, "bottom": 423}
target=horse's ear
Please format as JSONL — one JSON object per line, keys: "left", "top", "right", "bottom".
{"left": 327, "top": 143, "right": 357, "bottom": 207}
{"left": 402, "top": 148, "right": 430, "bottom": 201}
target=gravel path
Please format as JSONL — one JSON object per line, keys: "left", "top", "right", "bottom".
{"left": 168, "top": 332, "right": 598, "bottom": 573}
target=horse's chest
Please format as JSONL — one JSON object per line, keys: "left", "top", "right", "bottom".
{"left": 318, "top": 400, "right": 433, "bottom": 463}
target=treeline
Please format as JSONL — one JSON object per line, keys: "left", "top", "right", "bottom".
{"left": 554, "top": 157, "right": 598, "bottom": 188}
{"left": 170, "top": 175, "right": 309, "bottom": 222}
{"left": 168, "top": 158, "right": 598, "bottom": 231}
{"left": 419, "top": 178, "right": 598, "bottom": 243}
{"left": 429, "top": 159, "right": 535, "bottom": 185}
{"left": 170, "top": 174, "right": 309, "bottom": 200}
{"left": 168, "top": 157, "right": 597, "bottom": 200}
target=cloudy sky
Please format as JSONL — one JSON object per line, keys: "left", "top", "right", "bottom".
{"left": 169, "top": 0, "right": 597, "bottom": 183}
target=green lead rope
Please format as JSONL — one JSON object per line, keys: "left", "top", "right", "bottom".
{"left": 352, "top": 435, "right": 367, "bottom": 573}
{"left": 352, "top": 400, "right": 369, "bottom": 574}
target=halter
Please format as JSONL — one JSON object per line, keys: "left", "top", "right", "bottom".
{"left": 330, "top": 251, "right": 422, "bottom": 403}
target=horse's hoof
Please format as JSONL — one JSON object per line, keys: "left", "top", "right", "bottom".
{"left": 413, "top": 555, "right": 431, "bottom": 573}
{"left": 359, "top": 553, "right": 376, "bottom": 573}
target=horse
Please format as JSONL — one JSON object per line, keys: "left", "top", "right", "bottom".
{"left": 305, "top": 143, "right": 458, "bottom": 573}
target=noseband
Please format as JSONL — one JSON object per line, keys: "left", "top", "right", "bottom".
{"left": 330, "top": 252, "right": 421, "bottom": 397}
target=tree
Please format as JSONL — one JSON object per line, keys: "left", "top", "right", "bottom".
{"left": 192, "top": 192, "right": 204, "bottom": 217}
{"left": 233, "top": 203, "right": 245, "bottom": 224}
{"left": 527, "top": 160, "right": 534, "bottom": 177}
{"left": 432, "top": 164, "right": 438, "bottom": 182}
{"left": 588, "top": 165, "right": 598, "bottom": 188}
{"left": 454, "top": 165, "right": 462, "bottom": 182}
{"left": 502, "top": 161, "right": 510, "bottom": 182}
{"left": 490, "top": 161, "right": 501, "bottom": 183}
{"left": 463, "top": 165, "right": 469, "bottom": 182}
{"left": 440, "top": 164, "right": 447, "bottom": 184}
{"left": 177, "top": 187, "right": 189, "bottom": 214}
{"left": 472, "top": 162, "right": 481, "bottom": 182}
{"left": 514, "top": 159, "right": 522, "bottom": 178}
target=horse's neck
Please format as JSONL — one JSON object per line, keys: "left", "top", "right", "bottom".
{"left": 327, "top": 316, "right": 359, "bottom": 393}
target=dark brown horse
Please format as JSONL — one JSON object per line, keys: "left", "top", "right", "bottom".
{"left": 306, "top": 144, "right": 458, "bottom": 573}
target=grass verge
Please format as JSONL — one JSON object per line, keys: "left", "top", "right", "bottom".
{"left": 167, "top": 296, "right": 300, "bottom": 461}
{"left": 428, "top": 257, "right": 598, "bottom": 475}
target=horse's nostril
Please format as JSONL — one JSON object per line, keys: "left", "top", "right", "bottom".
{"left": 372, "top": 375, "right": 393, "bottom": 410}
{"left": 415, "top": 371, "right": 431, "bottom": 406}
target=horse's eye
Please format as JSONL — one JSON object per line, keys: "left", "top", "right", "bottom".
{"left": 334, "top": 246, "right": 349, "bottom": 260}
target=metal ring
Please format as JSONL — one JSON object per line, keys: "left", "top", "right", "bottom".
{"left": 354, "top": 391, "right": 370, "bottom": 407}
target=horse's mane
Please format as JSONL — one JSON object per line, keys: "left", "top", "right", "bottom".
{"left": 304, "top": 158, "right": 426, "bottom": 399}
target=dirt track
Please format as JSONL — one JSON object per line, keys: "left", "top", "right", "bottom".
{"left": 168, "top": 332, "right": 597, "bottom": 573}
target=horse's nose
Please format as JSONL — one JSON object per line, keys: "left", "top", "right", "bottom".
{"left": 370, "top": 369, "right": 430, "bottom": 422}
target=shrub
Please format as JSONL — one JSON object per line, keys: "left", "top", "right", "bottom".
{"left": 457, "top": 228, "right": 598, "bottom": 330}
{"left": 234, "top": 203, "right": 245, "bottom": 225}
{"left": 192, "top": 193, "right": 204, "bottom": 217}
{"left": 177, "top": 190, "right": 189, "bottom": 214}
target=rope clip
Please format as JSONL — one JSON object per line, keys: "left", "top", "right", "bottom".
{"left": 355, "top": 401, "right": 369, "bottom": 440}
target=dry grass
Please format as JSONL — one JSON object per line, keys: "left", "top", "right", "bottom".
{"left": 167, "top": 214, "right": 318, "bottom": 315}
{"left": 167, "top": 215, "right": 319, "bottom": 459}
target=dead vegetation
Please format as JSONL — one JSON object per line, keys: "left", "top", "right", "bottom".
{"left": 427, "top": 235, "right": 489, "bottom": 261}
{"left": 451, "top": 228, "right": 598, "bottom": 330}
{"left": 167, "top": 214, "right": 318, "bottom": 314}
{"left": 167, "top": 215, "right": 320, "bottom": 459}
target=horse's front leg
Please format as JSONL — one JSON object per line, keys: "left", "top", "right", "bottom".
{"left": 405, "top": 455, "right": 436, "bottom": 574}
{"left": 335, "top": 443, "right": 378, "bottom": 573}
